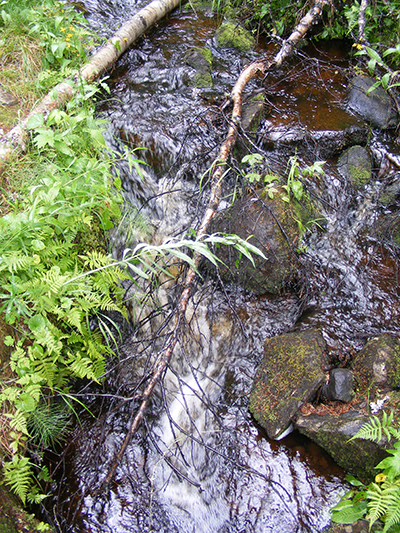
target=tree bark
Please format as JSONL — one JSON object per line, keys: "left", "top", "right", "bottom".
{"left": 100, "top": 0, "right": 331, "bottom": 490}
{"left": 0, "top": 0, "right": 181, "bottom": 165}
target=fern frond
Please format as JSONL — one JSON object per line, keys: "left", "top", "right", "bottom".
{"left": 350, "top": 414, "right": 390, "bottom": 443}
{"left": 67, "top": 352, "right": 97, "bottom": 380}
{"left": 383, "top": 482, "right": 400, "bottom": 532}
{"left": 367, "top": 482, "right": 392, "bottom": 525}
{"left": 5, "top": 409, "right": 29, "bottom": 435}
{"left": 0, "top": 252, "right": 35, "bottom": 274}
{"left": 3, "top": 455, "right": 32, "bottom": 504}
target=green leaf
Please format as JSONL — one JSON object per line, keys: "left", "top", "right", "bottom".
{"left": 376, "top": 443, "right": 400, "bottom": 480}
{"left": 291, "top": 180, "right": 303, "bottom": 201}
{"left": 368, "top": 58, "right": 376, "bottom": 75}
{"left": 15, "top": 392, "right": 37, "bottom": 413}
{"left": 331, "top": 498, "right": 367, "bottom": 523}
{"left": 366, "top": 46, "right": 383, "bottom": 63}
{"left": 26, "top": 113, "right": 45, "bottom": 130}
{"left": 381, "top": 73, "right": 391, "bottom": 90}
{"left": 35, "top": 129, "right": 55, "bottom": 149}
{"left": 4, "top": 335, "right": 14, "bottom": 347}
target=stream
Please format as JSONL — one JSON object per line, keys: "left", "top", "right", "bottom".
{"left": 46, "top": 1, "right": 400, "bottom": 531}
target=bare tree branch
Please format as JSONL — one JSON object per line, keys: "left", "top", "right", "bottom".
{"left": 100, "top": 0, "right": 331, "bottom": 490}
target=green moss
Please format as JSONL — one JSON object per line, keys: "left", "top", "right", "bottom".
{"left": 184, "top": 47, "right": 213, "bottom": 88}
{"left": 215, "top": 22, "right": 255, "bottom": 51}
{"left": 249, "top": 330, "right": 326, "bottom": 438}
{"left": 194, "top": 71, "right": 213, "bottom": 88}
{"left": 348, "top": 164, "right": 370, "bottom": 185}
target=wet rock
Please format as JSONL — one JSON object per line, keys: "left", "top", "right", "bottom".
{"left": 295, "top": 409, "right": 388, "bottom": 480}
{"left": 210, "top": 192, "right": 304, "bottom": 295}
{"left": 249, "top": 329, "right": 327, "bottom": 439}
{"left": 337, "top": 145, "right": 372, "bottom": 185}
{"left": 215, "top": 22, "right": 255, "bottom": 51}
{"left": 184, "top": 47, "right": 213, "bottom": 88}
{"left": 347, "top": 75, "right": 398, "bottom": 129}
{"left": 352, "top": 334, "right": 400, "bottom": 394}
{"left": 321, "top": 368, "right": 355, "bottom": 403}
{"left": 323, "top": 520, "right": 383, "bottom": 533}
{"left": 373, "top": 212, "right": 400, "bottom": 248}
{"left": 241, "top": 94, "right": 265, "bottom": 133}
{"left": 259, "top": 122, "right": 369, "bottom": 159}
{"left": 0, "top": 85, "right": 18, "bottom": 106}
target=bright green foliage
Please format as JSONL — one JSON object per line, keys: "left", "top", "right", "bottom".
{"left": 0, "top": 0, "right": 98, "bottom": 92}
{"left": 331, "top": 411, "right": 400, "bottom": 532}
{"left": 0, "top": 80, "right": 128, "bottom": 502}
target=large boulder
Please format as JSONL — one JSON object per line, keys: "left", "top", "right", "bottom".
{"left": 347, "top": 76, "right": 398, "bottom": 129}
{"left": 210, "top": 192, "right": 307, "bottom": 295}
{"left": 352, "top": 334, "right": 400, "bottom": 394}
{"left": 249, "top": 329, "right": 327, "bottom": 439}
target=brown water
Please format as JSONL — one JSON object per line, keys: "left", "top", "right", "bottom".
{"left": 43, "top": 3, "right": 400, "bottom": 532}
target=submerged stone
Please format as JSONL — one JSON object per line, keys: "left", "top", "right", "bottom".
{"left": 215, "top": 22, "right": 255, "bottom": 51}
{"left": 259, "top": 122, "right": 369, "bottom": 160}
{"left": 241, "top": 94, "right": 265, "bottom": 133}
{"left": 249, "top": 329, "right": 327, "bottom": 439}
{"left": 347, "top": 75, "right": 398, "bottom": 129}
{"left": 337, "top": 145, "right": 372, "bottom": 185}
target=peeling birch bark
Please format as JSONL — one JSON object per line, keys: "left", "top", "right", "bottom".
{"left": 0, "top": 0, "right": 181, "bottom": 165}
{"left": 100, "top": 0, "right": 331, "bottom": 490}
{"left": 358, "top": 0, "right": 369, "bottom": 43}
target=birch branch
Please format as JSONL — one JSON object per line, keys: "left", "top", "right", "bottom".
{"left": 100, "top": 0, "right": 330, "bottom": 490}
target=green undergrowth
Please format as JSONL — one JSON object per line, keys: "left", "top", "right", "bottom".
{"left": 0, "top": 0, "right": 98, "bottom": 132}
{"left": 331, "top": 411, "right": 400, "bottom": 532}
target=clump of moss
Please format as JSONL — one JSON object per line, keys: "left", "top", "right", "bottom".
{"left": 215, "top": 22, "right": 255, "bottom": 51}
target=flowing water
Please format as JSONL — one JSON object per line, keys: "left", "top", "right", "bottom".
{"left": 47, "top": 2, "right": 400, "bottom": 531}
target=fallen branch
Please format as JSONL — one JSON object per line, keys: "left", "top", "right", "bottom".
{"left": 100, "top": 0, "right": 331, "bottom": 490}
{"left": 0, "top": 0, "right": 181, "bottom": 165}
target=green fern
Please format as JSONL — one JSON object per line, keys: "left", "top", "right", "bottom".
{"left": 333, "top": 412, "right": 400, "bottom": 531}
{"left": 349, "top": 410, "right": 395, "bottom": 443}
{"left": 3, "top": 455, "right": 33, "bottom": 504}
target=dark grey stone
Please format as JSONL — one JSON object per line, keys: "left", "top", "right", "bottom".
{"left": 321, "top": 368, "right": 354, "bottom": 403}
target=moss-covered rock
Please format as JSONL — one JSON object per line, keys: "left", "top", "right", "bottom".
{"left": 209, "top": 188, "right": 316, "bottom": 294}
{"left": 337, "top": 145, "right": 372, "bottom": 186}
{"left": 215, "top": 22, "right": 255, "bottom": 51}
{"left": 352, "top": 334, "right": 400, "bottom": 395}
{"left": 184, "top": 47, "right": 213, "bottom": 88}
{"left": 295, "top": 410, "right": 389, "bottom": 481}
{"left": 249, "top": 329, "right": 327, "bottom": 439}
{"left": 0, "top": 483, "right": 51, "bottom": 532}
